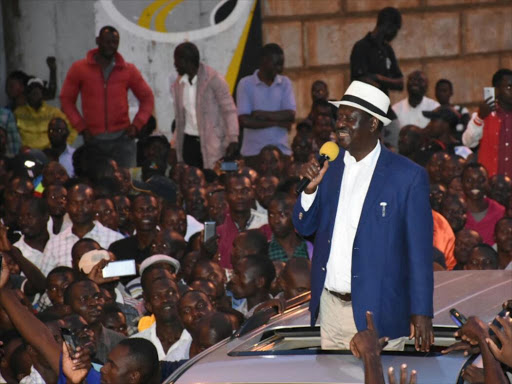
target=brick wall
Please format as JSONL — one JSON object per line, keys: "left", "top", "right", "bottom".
{"left": 261, "top": 0, "right": 512, "bottom": 120}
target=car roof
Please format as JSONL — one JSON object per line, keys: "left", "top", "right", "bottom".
{"left": 167, "top": 270, "right": 511, "bottom": 384}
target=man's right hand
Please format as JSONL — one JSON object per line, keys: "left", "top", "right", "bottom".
{"left": 477, "top": 96, "right": 495, "bottom": 120}
{"left": 300, "top": 157, "right": 329, "bottom": 194}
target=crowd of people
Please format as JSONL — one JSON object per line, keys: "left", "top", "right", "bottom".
{"left": 0, "top": 5, "right": 510, "bottom": 384}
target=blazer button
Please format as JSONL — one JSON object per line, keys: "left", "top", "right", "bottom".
{"left": 327, "top": 239, "right": 331, "bottom": 243}
{"left": 299, "top": 212, "right": 303, "bottom": 220}
{"left": 322, "top": 267, "right": 326, "bottom": 272}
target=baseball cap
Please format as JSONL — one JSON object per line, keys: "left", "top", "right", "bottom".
{"left": 132, "top": 175, "right": 177, "bottom": 204}
{"left": 423, "top": 106, "right": 459, "bottom": 129}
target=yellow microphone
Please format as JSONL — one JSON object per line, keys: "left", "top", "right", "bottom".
{"left": 296, "top": 141, "right": 340, "bottom": 194}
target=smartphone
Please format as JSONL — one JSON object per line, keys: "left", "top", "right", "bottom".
{"left": 484, "top": 87, "right": 495, "bottom": 103}
{"left": 204, "top": 221, "right": 216, "bottom": 243}
{"left": 449, "top": 308, "right": 468, "bottom": 327}
{"left": 220, "top": 161, "right": 238, "bottom": 172}
{"left": 61, "top": 327, "right": 78, "bottom": 355}
{"left": 102, "top": 259, "right": 136, "bottom": 278}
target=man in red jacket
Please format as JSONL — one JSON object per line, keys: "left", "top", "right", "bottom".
{"left": 60, "top": 26, "right": 154, "bottom": 168}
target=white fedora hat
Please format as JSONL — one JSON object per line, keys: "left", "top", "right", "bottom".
{"left": 329, "top": 81, "right": 391, "bottom": 126}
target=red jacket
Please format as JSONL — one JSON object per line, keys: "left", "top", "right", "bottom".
{"left": 60, "top": 49, "right": 154, "bottom": 136}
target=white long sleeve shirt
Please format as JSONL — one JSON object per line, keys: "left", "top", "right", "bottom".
{"left": 301, "top": 142, "right": 381, "bottom": 293}
{"left": 180, "top": 74, "right": 199, "bottom": 136}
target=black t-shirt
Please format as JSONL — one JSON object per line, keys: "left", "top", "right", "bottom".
{"left": 350, "top": 33, "right": 403, "bottom": 96}
{"left": 108, "top": 236, "right": 152, "bottom": 266}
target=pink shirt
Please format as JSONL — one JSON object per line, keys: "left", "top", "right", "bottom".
{"left": 465, "top": 198, "right": 505, "bottom": 245}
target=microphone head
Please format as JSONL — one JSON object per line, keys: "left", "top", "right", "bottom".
{"left": 319, "top": 141, "right": 340, "bottom": 162}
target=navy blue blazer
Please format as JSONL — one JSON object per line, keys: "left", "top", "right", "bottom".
{"left": 292, "top": 146, "right": 433, "bottom": 339}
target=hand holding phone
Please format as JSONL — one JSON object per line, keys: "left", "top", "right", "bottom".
{"left": 203, "top": 221, "right": 216, "bottom": 243}
{"left": 450, "top": 308, "right": 467, "bottom": 327}
{"left": 102, "top": 260, "right": 136, "bottom": 278}
{"left": 61, "top": 327, "right": 79, "bottom": 355}
{"left": 479, "top": 87, "right": 496, "bottom": 120}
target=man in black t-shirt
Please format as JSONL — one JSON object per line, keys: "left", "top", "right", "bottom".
{"left": 350, "top": 7, "right": 404, "bottom": 148}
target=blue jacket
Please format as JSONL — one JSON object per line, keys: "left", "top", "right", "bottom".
{"left": 292, "top": 146, "right": 433, "bottom": 339}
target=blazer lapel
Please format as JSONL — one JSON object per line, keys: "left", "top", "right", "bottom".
{"left": 326, "top": 153, "right": 345, "bottom": 239}
{"left": 358, "top": 146, "right": 392, "bottom": 226}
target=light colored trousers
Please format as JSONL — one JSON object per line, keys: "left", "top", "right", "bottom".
{"left": 320, "top": 289, "right": 406, "bottom": 350}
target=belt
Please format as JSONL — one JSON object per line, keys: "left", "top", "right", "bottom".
{"left": 184, "top": 134, "right": 200, "bottom": 141}
{"left": 325, "top": 288, "right": 351, "bottom": 302}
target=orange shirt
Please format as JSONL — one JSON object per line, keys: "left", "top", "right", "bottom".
{"left": 433, "top": 210, "right": 456, "bottom": 270}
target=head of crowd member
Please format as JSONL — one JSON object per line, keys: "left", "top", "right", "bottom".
{"left": 231, "top": 229, "right": 269, "bottom": 267}
{"left": 189, "top": 312, "right": 233, "bottom": 358}
{"left": 489, "top": 174, "right": 512, "bottom": 207}
{"left": 268, "top": 192, "right": 296, "bottom": 239}
{"left": 140, "top": 136, "right": 171, "bottom": 180}
{"left": 189, "top": 279, "right": 217, "bottom": 308}
{"left": 398, "top": 124, "right": 422, "bottom": 158}
{"left": 64, "top": 279, "right": 105, "bottom": 329}
{"left": 185, "top": 186, "right": 209, "bottom": 223}
{"left": 426, "top": 152, "right": 450, "bottom": 184}
{"left": 47, "top": 117, "right": 70, "bottom": 149}
{"left": 100, "top": 338, "right": 160, "bottom": 384}
{"left": 464, "top": 243, "right": 499, "bottom": 270}
{"left": 440, "top": 193, "right": 468, "bottom": 233}
{"left": 66, "top": 184, "right": 96, "bottom": 230}
{"left": 228, "top": 255, "right": 275, "bottom": 309}
{"left": 226, "top": 173, "right": 254, "bottom": 216}
{"left": 181, "top": 251, "right": 201, "bottom": 284}
{"left": 101, "top": 303, "right": 128, "bottom": 337}
{"left": 429, "top": 183, "right": 446, "bottom": 212}
{"left": 160, "top": 204, "right": 187, "bottom": 238}
{"left": 435, "top": 79, "right": 453, "bottom": 106}
{"left": 440, "top": 154, "right": 466, "bottom": 186}
{"left": 4, "top": 176, "right": 34, "bottom": 217}
{"left": 311, "top": 80, "right": 329, "bottom": 103}
{"left": 131, "top": 193, "right": 159, "bottom": 234}
{"left": 5, "top": 70, "right": 29, "bottom": 104}
{"left": 191, "top": 259, "right": 227, "bottom": 300}
{"left": 178, "top": 290, "right": 214, "bottom": 334}
{"left": 448, "top": 176, "right": 464, "bottom": 196}
{"left": 46, "top": 266, "right": 77, "bottom": 311}
{"left": 494, "top": 217, "right": 512, "bottom": 266}
{"left": 113, "top": 195, "right": 132, "bottom": 234}
{"left": 150, "top": 228, "right": 187, "bottom": 261}
{"left": 255, "top": 175, "right": 279, "bottom": 210}
{"left": 89, "top": 156, "right": 124, "bottom": 187}
{"left": 423, "top": 106, "right": 459, "bottom": 143}
{"left": 18, "top": 197, "right": 49, "bottom": 240}
{"left": 142, "top": 273, "right": 181, "bottom": 326}
{"left": 140, "top": 255, "right": 180, "bottom": 286}
{"left": 180, "top": 166, "right": 206, "bottom": 194}
{"left": 270, "top": 260, "right": 286, "bottom": 296}
{"left": 454, "top": 229, "right": 482, "bottom": 269}
{"left": 237, "top": 166, "right": 259, "bottom": 186}
{"left": 279, "top": 258, "right": 311, "bottom": 300}
{"left": 174, "top": 42, "right": 200, "bottom": 79}
{"left": 207, "top": 189, "right": 228, "bottom": 226}
{"left": 375, "top": 6, "right": 402, "bottom": 43}
{"left": 259, "top": 43, "right": 284, "bottom": 82}
{"left": 257, "top": 145, "right": 284, "bottom": 178}
{"left": 461, "top": 163, "right": 489, "bottom": 204}
{"left": 291, "top": 133, "right": 313, "bottom": 164}
{"left": 492, "top": 68, "right": 512, "bottom": 109}
{"left": 276, "top": 177, "right": 301, "bottom": 200}
{"left": 93, "top": 197, "right": 118, "bottom": 231}
{"left": 311, "top": 99, "right": 335, "bottom": 146}
{"left": 96, "top": 25, "right": 120, "bottom": 61}
{"left": 25, "top": 78, "right": 45, "bottom": 110}
{"left": 407, "top": 70, "right": 428, "bottom": 102}
{"left": 71, "top": 238, "right": 102, "bottom": 271}
{"left": 42, "top": 161, "right": 69, "bottom": 188}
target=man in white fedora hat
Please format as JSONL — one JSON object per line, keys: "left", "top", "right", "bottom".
{"left": 293, "top": 81, "right": 434, "bottom": 351}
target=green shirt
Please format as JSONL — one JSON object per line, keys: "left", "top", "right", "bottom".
{"left": 268, "top": 235, "right": 309, "bottom": 262}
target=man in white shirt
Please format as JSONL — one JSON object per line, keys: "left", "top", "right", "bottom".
{"left": 40, "top": 184, "right": 123, "bottom": 275}
{"left": 392, "top": 70, "right": 439, "bottom": 129}
{"left": 294, "top": 81, "right": 434, "bottom": 352}
{"left": 171, "top": 42, "right": 239, "bottom": 169}
{"left": 14, "top": 198, "right": 50, "bottom": 273}
{"left": 132, "top": 268, "right": 191, "bottom": 362}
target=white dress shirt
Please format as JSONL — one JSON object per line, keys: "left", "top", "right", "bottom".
{"left": 180, "top": 74, "right": 199, "bottom": 136}
{"left": 132, "top": 324, "right": 192, "bottom": 361}
{"left": 40, "top": 221, "right": 124, "bottom": 276}
{"left": 13, "top": 236, "right": 45, "bottom": 273}
{"left": 47, "top": 214, "right": 72, "bottom": 236}
{"left": 19, "top": 366, "right": 45, "bottom": 384}
{"left": 301, "top": 142, "right": 381, "bottom": 294}
{"left": 392, "top": 96, "right": 440, "bottom": 129}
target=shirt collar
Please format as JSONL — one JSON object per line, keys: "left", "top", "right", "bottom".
{"left": 179, "top": 74, "right": 197, "bottom": 85}
{"left": 253, "top": 70, "right": 282, "bottom": 86}
{"left": 343, "top": 141, "right": 381, "bottom": 167}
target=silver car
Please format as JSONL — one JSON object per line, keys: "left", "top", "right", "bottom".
{"left": 165, "top": 271, "right": 512, "bottom": 384}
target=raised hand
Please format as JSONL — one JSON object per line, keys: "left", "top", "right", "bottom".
{"left": 388, "top": 364, "right": 417, "bottom": 384}
{"left": 477, "top": 96, "right": 495, "bottom": 120}
{"left": 350, "top": 311, "right": 389, "bottom": 359}
{"left": 487, "top": 312, "right": 512, "bottom": 367}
